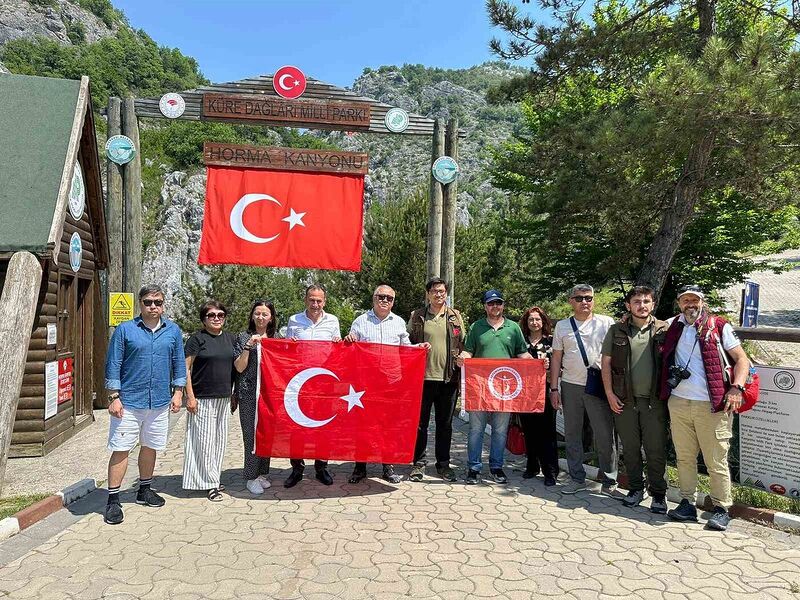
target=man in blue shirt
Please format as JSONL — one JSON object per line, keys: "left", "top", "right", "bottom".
{"left": 103, "top": 284, "right": 187, "bottom": 525}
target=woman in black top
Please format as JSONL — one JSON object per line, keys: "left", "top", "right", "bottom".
{"left": 233, "top": 300, "right": 277, "bottom": 495}
{"left": 182, "top": 300, "right": 237, "bottom": 501}
{"left": 518, "top": 306, "right": 559, "bottom": 486}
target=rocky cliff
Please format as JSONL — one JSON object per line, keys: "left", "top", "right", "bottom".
{"left": 0, "top": 0, "right": 116, "bottom": 46}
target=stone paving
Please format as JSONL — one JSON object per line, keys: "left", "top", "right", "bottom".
{"left": 1, "top": 413, "right": 800, "bottom": 599}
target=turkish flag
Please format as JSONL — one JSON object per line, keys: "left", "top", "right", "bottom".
{"left": 255, "top": 339, "right": 426, "bottom": 463}
{"left": 461, "top": 358, "right": 546, "bottom": 413}
{"left": 198, "top": 166, "right": 364, "bottom": 270}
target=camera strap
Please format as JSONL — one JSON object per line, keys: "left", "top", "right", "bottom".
{"left": 569, "top": 317, "right": 591, "bottom": 368}
{"left": 677, "top": 329, "right": 699, "bottom": 371}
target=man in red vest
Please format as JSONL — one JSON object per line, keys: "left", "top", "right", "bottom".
{"left": 660, "top": 285, "right": 749, "bottom": 531}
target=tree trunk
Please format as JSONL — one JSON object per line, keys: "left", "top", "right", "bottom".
{"left": 636, "top": 131, "right": 715, "bottom": 296}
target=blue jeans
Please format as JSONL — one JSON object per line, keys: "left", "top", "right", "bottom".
{"left": 467, "top": 410, "right": 511, "bottom": 472}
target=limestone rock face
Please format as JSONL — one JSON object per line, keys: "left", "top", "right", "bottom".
{"left": 0, "top": 0, "right": 115, "bottom": 48}
{"left": 0, "top": 61, "right": 9, "bottom": 74}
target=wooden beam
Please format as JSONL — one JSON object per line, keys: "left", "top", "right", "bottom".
{"left": 0, "top": 252, "right": 43, "bottom": 494}
{"left": 106, "top": 97, "right": 123, "bottom": 328}
{"left": 122, "top": 97, "right": 142, "bottom": 296}
{"left": 734, "top": 326, "right": 800, "bottom": 343}
{"left": 440, "top": 118, "right": 459, "bottom": 300}
{"left": 426, "top": 119, "right": 445, "bottom": 281}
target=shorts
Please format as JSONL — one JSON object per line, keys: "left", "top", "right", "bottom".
{"left": 107, "top": 405, "right": 169, "bottom": 452}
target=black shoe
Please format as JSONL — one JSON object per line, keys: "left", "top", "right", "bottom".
{"left": 135, "top": 488, "right": 165, "bottom": 507}
{"left": 490, "top": 468, "right": 508, "bottom": 484}
{"left": 465, "top": 469, "right": 480, "bottom": 485}
{"left": 383, "top": 465, "right": 403, "bottom": 484}
{"left": 104, "top": 502, "right": 124, "bottom": 525}
{"left": 706, "top": 506, "right": 732, "bottom": 531}
{"left": 436, "top": 465, "right": 457, "bottom": 482}
{"left": 284, "top": 469, "right": 304, "bottom": 488}
{"left": 650, "top": 494, "right": 667, "bottom": 514}
{"left": 544, "top": 476, "right": 557, "bottom": 487}
{"left": 667, "top": 499, "right": 698, "bottom": 522}
{"left": 315, "top": 469, "right": 333, "bottom": 486}
{"left": 348, "top": 469, "right": 367, "bottom": 484}
{"left": 522, "top": 468, "right": 539, "bottom": 479}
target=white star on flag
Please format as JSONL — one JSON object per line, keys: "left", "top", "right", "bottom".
{"left": 282, "top": 208, "right": 306, "bottom": 230}
{"left": 340, "top": 385, "right": 365, "bottom": 412}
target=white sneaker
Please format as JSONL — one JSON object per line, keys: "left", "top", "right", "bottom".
{"left": 246, "top": 479, "right": 264, "bottom": 495}
{"left": 257, "top": 475, "right": 272, "bottom": 490}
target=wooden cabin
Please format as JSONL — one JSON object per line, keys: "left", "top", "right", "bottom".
{"left": 0, "top": 74, "right": 109, "bottom": 457}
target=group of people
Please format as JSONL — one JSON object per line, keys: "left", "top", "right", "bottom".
{"left": 103, "top": 279, "right": 750, "bottom": 533}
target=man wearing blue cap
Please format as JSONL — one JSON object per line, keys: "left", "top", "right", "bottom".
{"left": 457, "top": 290, "right": 531, "bottom": 484}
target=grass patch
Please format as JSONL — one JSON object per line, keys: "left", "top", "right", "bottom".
{"left": 0, "top": 493, "right": 50, "bottom": 520}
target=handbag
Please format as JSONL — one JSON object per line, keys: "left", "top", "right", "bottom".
{"left": 570, "top": 317, "right": 607, "bottom": 400}
{"left": 506, "top": 416, "right": 526, "bottom": 455}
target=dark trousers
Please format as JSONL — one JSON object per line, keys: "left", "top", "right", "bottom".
{"left": 413, "top": 379, "right": 459, "bottom": 468}
{"left": 613, "top": 397, "right": 668, "bottom": 495}
{"left": 519, "top": 399, "right": 559, "bottom": 479}
{"left": 290, "top": 459, "right": 327, "bottom": 472}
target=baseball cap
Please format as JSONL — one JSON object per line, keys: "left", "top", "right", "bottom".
{"left": 677, "top": 285, "right": 705, "bottom": 300}
{"left": 482, "top": 289, "right": 504, "bottom": 303}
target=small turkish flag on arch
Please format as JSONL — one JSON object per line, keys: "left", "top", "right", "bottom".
{"left": 198, "top": 166, "right": 364, "bottom": 271}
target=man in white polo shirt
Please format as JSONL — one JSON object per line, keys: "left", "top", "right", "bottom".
{"left": 283, "top": 284, "right": 341, "bottom": 488}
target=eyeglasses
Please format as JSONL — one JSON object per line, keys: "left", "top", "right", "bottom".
{"left": 571, "top": 296, "right": 594, "bottom": 303}
{"left": 205, "top": 312, "right": 226, "bottom": 320}
{"left": 142, "top": 299, "right": 164, "bottom": 307}
{"left": 429, "top": 289, "right": 447, "bottom": 296}
{"left": 375, "top": 294, "right": 395, "bottom": 302}
{"left": 486, "top": 300, "right": 504, "bottom": 306}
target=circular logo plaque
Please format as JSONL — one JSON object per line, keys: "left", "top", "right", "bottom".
{"left": 774, "top": 370, "right": 796, "bottom": 391}
{"left": 385, "top": 107, "right": 409, "bottom": 133}
{"left": 105, "top": 135, "right": 136, "bottom": 165}
{"left": 432, "top": 156, "right": 459, "bottom": 184}
{"left": 159, "top": 92, "right": 186, "bottom": 119}
{"left": 273, "top": 65, "right": 307, "bottom": 99}
{"left": 68, "top": 162, "right": 85, "bottom": 220}
{"left": 69, "top": 232, "right": 82, "bottom": 273}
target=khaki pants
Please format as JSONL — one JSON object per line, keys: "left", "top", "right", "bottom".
{"left": 668, "top": 395, "right": 733, "bottom": 509}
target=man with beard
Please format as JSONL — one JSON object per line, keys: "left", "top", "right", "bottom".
{"left": 660, "top": 285, "right": 750, "bottom": 531}
{"left": 601, "top": 286, "right": 669, "bottom": 513}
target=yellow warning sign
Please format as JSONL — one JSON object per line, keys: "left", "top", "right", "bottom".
{"left": 109, "top": 292, "right": 135, "bottom": 326}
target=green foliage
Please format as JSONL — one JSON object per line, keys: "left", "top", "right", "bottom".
{"left": 66, "top": 20, "right": 86, "bottom": 45}
{"left": 76, "top": 0, "right": 125, "bottom": 27}
{"left": 372, "top": 61, "right": 523, "bottom": 95}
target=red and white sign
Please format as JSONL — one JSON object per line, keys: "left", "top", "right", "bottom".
{"left": 255, "top": 339, "right": 426, "bottom": 463}
{"left": 273, "top": 65, "right": 307, "bottom": 99}
{"left": 461, "top": 358, "right": 546, "bottom": 413}
{"left": 198, "top": 166, "right": 364, "bottom": 271}
{"left": 58, "top": 357, "right": 73, "bottom": 404}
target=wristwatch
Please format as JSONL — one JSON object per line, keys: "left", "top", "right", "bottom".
{"left": 549, "top": 388, "right": 559, "bottom": 393}
{"left": 733, "top": 384, "right": 745, "bottom": 392}
{"left": 108, "top": 392, "right": 120, "bottom": 401}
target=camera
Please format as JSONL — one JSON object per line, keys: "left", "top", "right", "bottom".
{"left": 667, "top": 365, "right": 691, "bottom": 389}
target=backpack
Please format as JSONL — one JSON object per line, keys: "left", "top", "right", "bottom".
{"left": 708, "top": 316, "right": 760, "bottom": 413}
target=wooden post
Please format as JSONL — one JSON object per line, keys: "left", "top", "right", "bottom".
{"left": 440, "top": 118, "right": 459, "bottom": 300}
{"left": 122, "top": 97, "right": 142, "bottom": 296}
{"left": 106, "top": 97, "right": 123, "bottom": 336}
{"left": 0, "top": 252, "right": 43, "bottom": 493}
{"left": 426, "top": 118, "right": 445, "bottom": 281}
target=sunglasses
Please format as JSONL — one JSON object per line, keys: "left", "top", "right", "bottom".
{"left": 205, "top": 312, "right": 226, "bottom": 320}
{"left": 486, "top": 300, "right": 504, "bottom": 306}
{"left": 375, "top": 294, "right": 395, "bottom": 302}
{"left": 571, "top": 295, "right": 594, "bottom": 303}
{"left": 142, "top": 299, "right": 164, "bottom": 307}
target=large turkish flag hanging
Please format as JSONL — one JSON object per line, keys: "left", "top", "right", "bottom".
{"left": 255, "top": 339, "right": 426, "bottom": 463}
{"left": 461, "top": 358, "right": 546, "bottom": 413}
{"left": 198, "top": 166, "right": 364, "bottom": 270}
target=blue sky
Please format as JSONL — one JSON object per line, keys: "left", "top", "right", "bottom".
{"left": 113, "top": 0, "right": 527, "bottom": 87}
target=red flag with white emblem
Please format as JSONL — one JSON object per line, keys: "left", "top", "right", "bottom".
{"left": 198, "top": 166, "right": 364, "bottom": 271}
{"left": 461, "top": 358, "right": 546, "bottom": 413}
{"left": 255, "top": 339, "right": 426, "bottom": 462}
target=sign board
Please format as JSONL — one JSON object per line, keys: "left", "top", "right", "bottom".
{"left": 46, "top": 323, "right": 57, "bottom": 346}
{"left": 203, "top": 143, "right": 369, "bottom": 175}
{"left": 202, "top": 93, "right": 371, "bottom": 129}
{"left": 432, "top": 156, "right": 459, "bottom": 184}
{"left": 45, "top": 361, "right": 58, "bottom": 419}
{"left": 740, "top": 281, "right": 760, "bottom": 328}
{"left": 105, "top": 134, "right": 137, "bottom": 165}
{"left": 58, "top": 358, "right": 73, "bottom": 405}
{"left": 273, "top": 65, "right": 307, "bottom": 99}
{"left": 159, "top": 92, "right": 186, "bottom": 118}
{"left": 739, "top": 366, "right": 800, "bottom": 497}
{"left": 109, "top": 292, "right": 135, "bottom": 326}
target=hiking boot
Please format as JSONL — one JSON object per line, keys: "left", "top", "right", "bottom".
{"left": 284, "top": 469, "right": 304, "bottom": 488}
{"left": 667, "top": 499, "right": 698, "bottom": 522}
{"left": 650, "top": 494, "right": 667, "bottom": 514}
{"left": 136, "top": 488, "right": 165, "bottom": 507}
{"left": 104, "top": 502, "right": 124, "bottom": 525}
{"left": 382, "top": 465, "right": 403, "bottom": 484}
{"left": 706, "top": 506, "right": 732, "bottom": 531}
{"left": 465, "top": 469, "right": 480, "bottom": 485}
{"left": 601, "top": 483, "right": 626, "bottom": 500}
{"left": 315, "top": 469, "right": 333, "bottom": 486}
{"left": 544, "top": 476, "right": 557, "bottom": 487}
{"left": 436, "top": 465, "right": 457, "bottom": 482}
{"left": 622, "top": 489, "right": 646, "bottom": 507}
{"left": 489, "top": 468, "right": 508, "bottom": 484}
{"left": 409, "top": 465, "right": 424, "bottom": 482}
{"left": 561, "top": 480, "right": 588, "bottom": 495}
{"left": 348, "top": 468, "right": 367, "bottom": 484}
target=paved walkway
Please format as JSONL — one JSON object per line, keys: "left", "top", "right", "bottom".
{"left": 1, "top": 413, "right": 799, "bottom": 599}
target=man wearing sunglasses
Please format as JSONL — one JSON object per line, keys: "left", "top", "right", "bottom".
{"left": 551, "top": 284, "right": 619, "bottom": 497}
{"left": 103, "top": 284, "right": 187, "bottom": 525}
{"left": 345, "top": 284, "right": 430, "bottom": 484}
